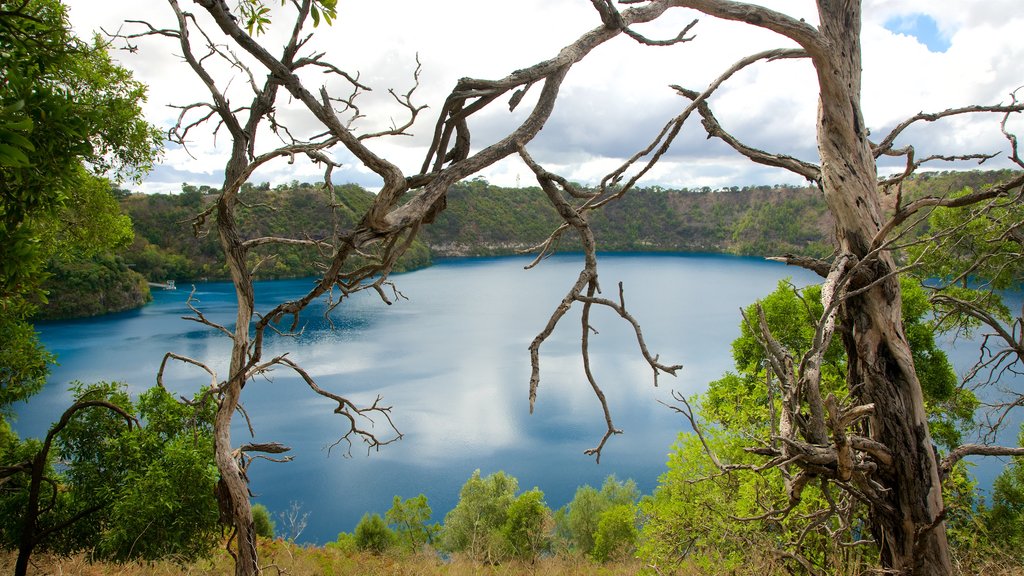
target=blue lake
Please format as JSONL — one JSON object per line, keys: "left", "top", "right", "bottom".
{"left": 12, "top": 253, "right": 1020, "bottom": 544}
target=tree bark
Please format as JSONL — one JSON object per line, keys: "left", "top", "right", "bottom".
{"left": 215, "top": 149, "right": 261, "bottom": 575}
{"left": 812, "top": 2, "right": 950, "bottom": 573}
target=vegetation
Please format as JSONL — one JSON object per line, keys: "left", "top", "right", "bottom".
{"left": 36, "top": 253, "right": 150, "bottom": 319}
{"left": 91, "top": 169, "right": 1009, "bottom": 289}
{"left": 633, "top": 277, "right": 1020, "bottom": 574}
{"left": 386, "top": 494, "right": 439, "bottom": 552}
{"left": 0, "top": 0, "right": 159, "bottom": 404}
{"left": 5, "top": 0, "right": 1022, "bottom": 572}
{"left": 117, "top": 182, "right": 432, "bottom": 283}
{"left": 0, "top": 383, "right": 220, "bottom": 574}
{"left": 252, "top": 504, "right": 275, "bottom": 540}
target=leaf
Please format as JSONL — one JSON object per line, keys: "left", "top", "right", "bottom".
{"left": 310, "top": 4, "right": 320, "bottom": 27}
{"left": 0, "top": 130, "right": 36, "bottom": 151}
{"left": 0, "top": 143, "right": 31, "bottom": 166}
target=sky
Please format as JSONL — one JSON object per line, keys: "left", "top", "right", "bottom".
{"left": 63, "top": 0, "right": 1024, "bottom": 194}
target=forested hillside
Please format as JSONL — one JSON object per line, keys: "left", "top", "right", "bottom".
{"left": 120, "top": 168, "right": 1015, "bottom": 271}
{"left": 120, "top": 178, "right": 837, "bottom": 279}
{"left": 420, "top": 177, "right": 833, "bottom": 256}
{"left": 37, "top": 169, "right": 1016, "bottom": 319}
{"left": 119, "top": 182, "right": 432, "bottom": 282}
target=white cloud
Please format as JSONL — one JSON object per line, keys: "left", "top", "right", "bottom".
{"left": 65, "top": 1, "right": 1022, "bottom": 191}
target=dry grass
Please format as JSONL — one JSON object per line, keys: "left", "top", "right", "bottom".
{"left": 5, "top": 540, "right": 1021, "bottom": 576}
{"left": 1, "top": 541, "right": 645, "bottom": 576}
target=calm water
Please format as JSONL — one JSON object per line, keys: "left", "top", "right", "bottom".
{"left": 12, "top": 253, "right": 1017, "bottom": 543}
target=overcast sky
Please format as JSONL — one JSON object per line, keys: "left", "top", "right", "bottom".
{"left": 64, "top": 0, "right": 1023, "bottom": 194}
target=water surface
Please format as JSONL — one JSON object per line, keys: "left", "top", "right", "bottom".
{"left": 16, "top": 253, "right": 1014, "bottom": 543}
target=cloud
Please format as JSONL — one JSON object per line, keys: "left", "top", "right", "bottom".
{"left": 883, "top": 14, "right": 951, "bottom": 53}
{"left": 65, "top": 1, "right": 1022, "bottom": 192}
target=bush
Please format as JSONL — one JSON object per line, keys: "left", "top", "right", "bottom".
{"left": 354, "top": 513, "right": 395, "bottom": 555}
{"left": 439, "top": 470, "right": 518, "bottom": 561}
{"left": 252, "top": 504, "right": 275, "bottom": 539}
{"left": 591, "top": 504, "right": 638, "bottom": 563}
{"left": 327, "top": 531, "right": 358, "bottom": 554}
{"left": 502, "top": 489, "right": 550, "bottom": 562}
{"left": 562, "top": 475, "right": 639, "bottom": 556}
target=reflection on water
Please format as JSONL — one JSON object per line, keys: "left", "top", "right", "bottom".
{"left": 16, "top": 253, "right": 1016, "bottom": 544}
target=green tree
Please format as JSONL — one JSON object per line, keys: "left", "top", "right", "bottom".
{"left": 982, "top": 425, "right": 1024, "bottom": 552}
{"left": 502, "top": 488, "right": 550, "bottom": 562}
{"left": 439, "top": 470, "right": 521, "bottom": 563}
{"left": 385, "top": 494, "right": 438, "bottom": 551}
{"left": 252, "top": 504, "right": 275, "bottom": 540}
{"left": 353, "top": 513, "right": 396, "bottom": 555}
{"left": 639, "top": 278, "right": 977, "bottom": 574}
{"left": 591, "top": 504, "right": 638, "bottom": 563}
{"left": 0, "top": 0, "right": 159, "bottom": 417}
{"left": 0, "top": 383, "right": 219, "bottom": 574}
{"left": 440, "top": 470, "right": 517, "bottom": 561}
{"left": 562, "top": 475, "right": 638, "bottom": 556}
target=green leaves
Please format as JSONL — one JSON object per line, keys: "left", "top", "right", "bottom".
{"left": 353, "top": 513, "right": 396, "bottom": 555}
{"left": 560, "top": 475, "right": 639, "bottom": 561}
{"left": 0, "top": 101, "right": 35, "bottom": 168}
{"left": 385, "top": 494, "right": 438, "bottom": 551}
{"left": 0, "top": 382, "right": 220, "bottom": 564}
{"left": 439, "top": 470, "right": 552, "bottom": 563}
{"left": 238, "top": 0, "right": 337, "bottom": 34}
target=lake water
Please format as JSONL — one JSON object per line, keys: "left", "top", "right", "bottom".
{"left": 12, "top": 253, "right": 1019, "bottom": 544}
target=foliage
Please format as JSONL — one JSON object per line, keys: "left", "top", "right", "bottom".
{"left": 906, "top": 181, "right": 1024, "bottom": 390}
{"left": 560, "top": 475, "right": 639, "bottom": 556}
{"left": 37, "top": 253, "right": 150, "bottom": 319}
{"left": 590, "top": 504, "right": 638, "bottom": 564}
{"left": 420, "top": 179, "right": 833, "bottom": 258}
{"left": 0, "top": 312, "right": 53, "bottom": 415}
{"left": 638, "top": 415, "right": 877, "bottom": 574}
{"left": 327, "top": 531, "right": 358, "bottom": 555}
{"left": 439, "top": 470, "right": 519, "bottom": 561}
{"left": 440, "top": 470, "right": 554, "bottom": 564}
{"left": 0, "top": 383, "right": 219, "bottom": 566}
{"left": 501, "top": 489, "right": 549, "bottom": 562}
{"left": 639, "top": 275, "right": 984, "bottom": 573}
{"left": 0, "top": 0, "right": 159, "bottom": 415}
{"left": 118, "top": 182, "right": 431, "bottom": 283}
{"left": 707, "top": 277, "right": 971, "bottom": 449}
{"left": 353, "top": 513, "right": 396, "bottom": 555}
{"left": 2, "top": 542, "right": 650, "bottom": 576}
{"left": 385, "top": 494, "right": 438, "bottom": 551}
{"left": 982, "top": 425, "right": 1024, "bottom": 552}
{"left": 252, "top": 504, "right": 275, "bottom": 540}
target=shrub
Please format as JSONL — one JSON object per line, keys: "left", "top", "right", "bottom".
{"left": 354, "top": 513, "right": 395, "bottom": 555}
{"left": 252, "top": 504, "right": 275, "bottom": 539}
{"left": 591, "top": 504, "right": 638, "bottom": 563}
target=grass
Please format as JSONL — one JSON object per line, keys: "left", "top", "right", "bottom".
{"left": 5, "top": 539, "right": 1022, "bottom": 575}
{"left": 1, "top": 541, "right": 646, "bottom": 576}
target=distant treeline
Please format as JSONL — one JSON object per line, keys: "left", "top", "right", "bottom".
{"left": 39, "top": 169, "right": 1019, "bottom": 318}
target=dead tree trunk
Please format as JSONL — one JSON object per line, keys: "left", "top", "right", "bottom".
{"left": 813, "top": 3, "right": 950, "bottom": 573}
{"left": 215, "top": 181, "right": 259, "bottom": 576}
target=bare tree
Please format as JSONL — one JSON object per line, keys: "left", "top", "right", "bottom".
{"left": 112, "top": 0, "right": 1023, "bottom": 574}
{"left": 113, "top": 1, "right": 690, "bottom": 574}
{"left": 519, "top": 2, "right": 1023, "bottom": 575}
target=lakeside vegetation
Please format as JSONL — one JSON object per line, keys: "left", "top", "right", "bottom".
{"left": 37, "top": 169, "right": 1016, "bottom": 320}
{"left": 5, "top": 0, "right": 1024, "bottom": 573}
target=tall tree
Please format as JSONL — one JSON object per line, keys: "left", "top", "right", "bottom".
{"left": 110, "top": 1, "right": 1022, "bottom": 574}
{"left": 517, "top": 2, "right": 1023, "bottom": 574}
{"left": 114, "top": 1, "right": 685, "bottom": 573}
{"left": 0, "top": 0, "right": 160, "bottom": 416}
